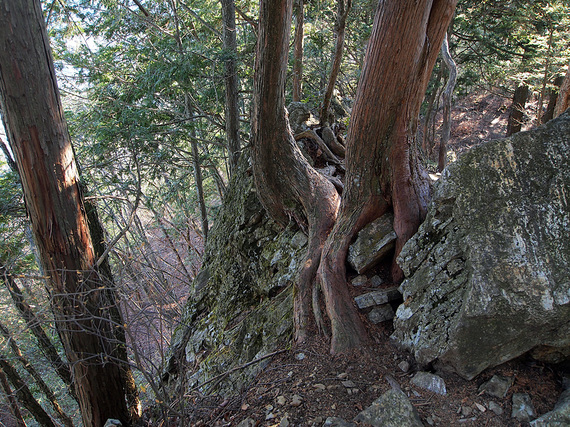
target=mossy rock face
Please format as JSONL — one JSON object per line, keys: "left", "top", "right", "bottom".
{"left": 392, "top": 112, "right": 570, "bottom": 380}
{"left": 165, "top": 156, "right": 306, "bottom": 396}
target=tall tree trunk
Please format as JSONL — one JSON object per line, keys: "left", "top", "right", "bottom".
{"left": 0, "top": 1, "right": 133, "bottom": 425}
{"left": 0, "top": 321, "right": 74, "bottom": 427}
{"left": 0, "top": 136, "right": 74, "bottom": 398}
{"left": 252, "top": 0, "right": 341, "bottom": 344}
{"left": 439, "top": 33, "right": 456, "bottom": 172}
{"left": 506, "top": 84, "right": 529, "bottom": 136}
{"left": 554, "top": 63, "right": 570, "bottom": 118}
{"left": 320, "top": 0, "right": 351, "bottom": 126}
{"left": 319, "top": 0, "right": 456, "bottom": 352}
{"left": 292, "top": 0, "right": 304, "bottom": 102}
{"left": 83, "top": 196, "right": 140, "bottom": 421}
{"left": 220, "top": 0, "right": 241, "bottom": 175}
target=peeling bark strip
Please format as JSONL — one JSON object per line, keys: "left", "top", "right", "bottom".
{"left": 0, "top": 1, "right": 134, "bottom": 426}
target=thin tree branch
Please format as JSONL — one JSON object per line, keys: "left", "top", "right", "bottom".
{"left": 95, "top": 155, "right": 142, "bottom": 268}
{"left": 132, "top": 0, "right": 150, "bottom": 17}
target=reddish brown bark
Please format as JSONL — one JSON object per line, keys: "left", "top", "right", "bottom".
{"left": 253, "top": 0, "right": 456, "bottom": 353}
{"left": 252, "top": 0, "right": 340, "bottom": 343}
{"left": 0, "top": 1, "right": 133, "bottom": 426}
{"left": 319, "top": 0, "right": 457, "bottom": 352}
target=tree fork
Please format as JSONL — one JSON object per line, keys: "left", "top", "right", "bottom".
{"left": 319, "top": 0, "right": 456, "bottom": 351}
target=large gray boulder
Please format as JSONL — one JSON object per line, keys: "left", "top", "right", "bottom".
{"left": 391, "top": 112, "right": 570, "bottom": 379}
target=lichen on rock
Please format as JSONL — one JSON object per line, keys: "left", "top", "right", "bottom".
{"left": 164, "top": 155, "right": 307, "bottom": 396}
{"left": 392, "top": 112, "right": 570, "bottom": 379}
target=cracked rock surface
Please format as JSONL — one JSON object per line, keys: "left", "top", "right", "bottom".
{"left": 392, "top": 112, "right": 570, "bottom": 379}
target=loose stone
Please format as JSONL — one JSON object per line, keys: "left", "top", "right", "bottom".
{"left": 512, "top": 393, "right": 536, "bottom": 422}
{"left": 352, "top": 275, "right": 368, "bottom": 287}
{"left": 488, "top": 401, "right": 503, "bottom": 416}
{"left": 291, "top": 394, "right": 302, "bottom": 407}
{"left": 368, "top": 304, "right": 395, "bottom": 324}
{"left": 478, "top": 375, "right": 513, "bottom": 398}
{"left": 342, "top": 380, "right": 357, "bottom": 388}
{"left": 411, "top": 371, "right": 447, "bottom": 395}
{"left": 398, "top": 360, "right": 410, "bottom": 373}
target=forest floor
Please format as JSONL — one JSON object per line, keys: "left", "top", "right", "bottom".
{"left": 210, "top": 330, "right": 563, "bottom": 426}
{"left": 148, "top": 92, "right": 568, "bottom": 426}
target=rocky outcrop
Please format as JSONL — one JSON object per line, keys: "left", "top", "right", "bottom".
{"left": 391, "top": 112, "right": 570, "bottom": 379}
{"left": 164, "top": 157, "right": 306, "bottom": 396}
